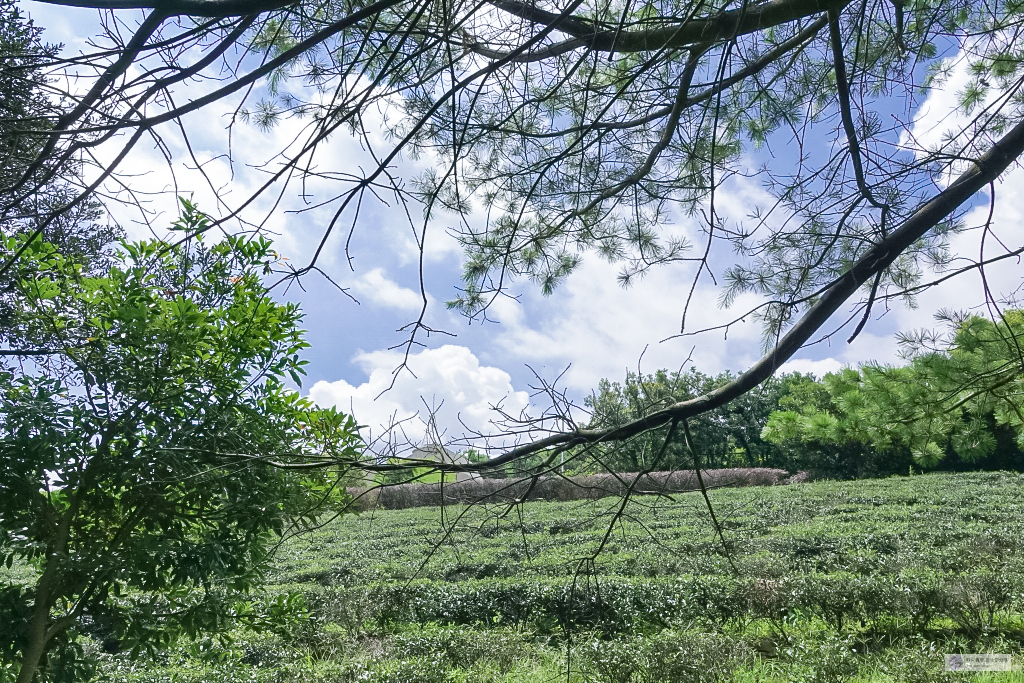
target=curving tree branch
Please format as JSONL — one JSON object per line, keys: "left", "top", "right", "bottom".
{"left": 414, "top": 115, "right": 1024, "bottom": 473}
{"left": 35, "top": 0, "right": 296, "bottom": 17}
{"left": 488, "top": 0, "right": 848, "bottom": 52}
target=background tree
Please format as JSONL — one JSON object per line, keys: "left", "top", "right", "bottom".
{"left": 2, "top": 0, "right": 1024, "bottom": 465}
{"left": 584, "top": 368, "right": 799, "bottom": 472}
{"left": 760, "top": 370, "right": 914, "bottom": 478}
{"left": 0, "top": 0, "right": 118, "bottom": 271}
{"left": 762, "top": 310, "right": 1024, "bottom": 474}
{"left": 0, "top": 204, "right": 362, "bottom": 683}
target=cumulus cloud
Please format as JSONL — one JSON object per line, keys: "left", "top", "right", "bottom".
{"left": 879, "top": 46, "right": 1024, "bottom": 334}
{"left": 308, "top": 345, "right": 530, "bottom": 444}
{"left": 778, "top": 358, "right": 846, "bottom": 378}
{"left": 770, "top": 46, "right": 1023, "bottom": 374}
{"left": 902, "top": 51, "right": 978, "bottom": 157}
{"left": 348, "top": 268, "right": 423, "bottom": 312}
{"left": 479, "top": 254, "right": 767, "bottom": 392}
{"left": 40, "top": 6, "right": 1024, "bottom": 406}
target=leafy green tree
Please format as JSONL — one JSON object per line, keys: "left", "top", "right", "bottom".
{"left": 761, "top": 370, "right": 912, "bottom": 478}
{"left": 762, "top": 311, "right": 1024, "bottom": 472}
{"left": 0, "top": 0, "right": 118, "bottom": 270}
{"left": 0, "top": 203, "right": 362, "bottom": 683}
{"left": 584, "top": 368, "right": 800, "bottom": 472}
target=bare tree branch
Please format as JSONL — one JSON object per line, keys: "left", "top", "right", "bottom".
{"left": 36, "top": 0, "right": 296, "bottom": 18}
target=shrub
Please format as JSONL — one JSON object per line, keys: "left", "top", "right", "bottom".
{"left": 354, "top": 657, "right": 450, "bottom": 683}
{"left": 348, "top": 468, "right": 797, "bottom": 511}
{"left": 385, "top": 625, "right": 532, "bottom": 671}
{"left": 940, "top": 571, "right": 1017, "bottom": 636}
{"left": 578, "top": 631, "right": 749, "bottom": 683}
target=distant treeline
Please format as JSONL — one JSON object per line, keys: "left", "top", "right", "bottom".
{"left": 572, "top": 311, "right": 1024, "bottom": 479}
{"left": 369, "top": 312, "right": 1024, "bottom": 497}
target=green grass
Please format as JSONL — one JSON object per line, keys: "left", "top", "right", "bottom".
{"left": 26, "top": 472, "right": 1024, "bottom": 680}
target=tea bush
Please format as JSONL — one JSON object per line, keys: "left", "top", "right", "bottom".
{"left": 11, "top": 471, "right": 1022, "bottom": 682}
{"left": 385, "top": 625, "right": 534, "bottom": 671}
{"left": 578, "top": 631, "right": 749, "bottom": 683}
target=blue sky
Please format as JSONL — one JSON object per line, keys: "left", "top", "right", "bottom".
{"left": 25, "top": 2, "right": 1024, "bottom": 449}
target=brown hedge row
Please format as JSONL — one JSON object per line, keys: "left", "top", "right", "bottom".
{"left": 346, "top": 468, "right": 808, "bottom": 511}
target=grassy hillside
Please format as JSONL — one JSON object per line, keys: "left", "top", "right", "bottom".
{"left": 48, "top": 473, "right": 1024, "bottom": 680}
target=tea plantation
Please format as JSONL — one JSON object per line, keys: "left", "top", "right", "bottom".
{"left": 66, "top": 473, "right": 1024, "bottom": 680}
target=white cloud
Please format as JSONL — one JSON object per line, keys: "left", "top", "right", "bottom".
{"left": 36, "top": 9, "right": 1024, "bottom": 412}
{"left": 903, "top": 51, "right": 977, "bottom": 157}
{"left": 308, "top": 345, "right": 529, "bottom": 445}
{"left": 27, "top": 2, "right": 107, "bottom": 55}
{"left": 778, "top": 357, "right": 845, "bottom": 377}
{"left": 480, "top": 255, "right": 766, "bottom": 392}
{"left": 349, "top": 268, "right": 423, "bottom": 312}
{"left": 438, "top": 167, "right": 819, "bottom": 393}
{"left": 749, "top": 59, "right": 1024, "bottom": 374}
{"left": 881, "top": 42, "right": 1024, "bottom": 338}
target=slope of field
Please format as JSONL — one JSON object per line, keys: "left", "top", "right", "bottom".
{"left": 87, "top": 472, "right": 1024, "bottom": 680}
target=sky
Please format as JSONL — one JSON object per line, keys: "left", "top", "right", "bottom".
{"left": 23, "top": 3, "right": 1024, "bottom": 450}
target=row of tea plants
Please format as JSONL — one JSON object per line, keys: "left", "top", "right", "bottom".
{"left": 16, "top": 471, "right": 1024, "bottom": 681}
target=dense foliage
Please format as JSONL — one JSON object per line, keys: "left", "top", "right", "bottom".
{"left": 583, "top": 369, "right": 804, "bottom": 472}
{"left": 0, "top": 0, "right": 117, "bottom": 273}
{"left": 580, "top": 367, "right": 895, "bottom": 477}
{"left": 0, "top": 204, "right": 361, "bottom": 682}
{"left": 581, "top": 311, "right": 1024, "bottom": 479}
{"left": 763, "top": 311, "right": 1024, "bottom": 473}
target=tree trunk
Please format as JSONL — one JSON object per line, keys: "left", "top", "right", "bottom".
{"left": 734, "top": 430, "right": 756, "bottom": 467}
{"left": 16, "top": 563, "right": 55, "bottom": 683}
{"left": 17, "top": 500, "right": 76, "bottom": 683}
